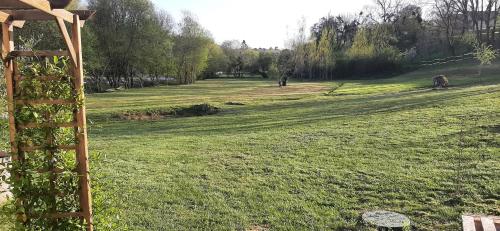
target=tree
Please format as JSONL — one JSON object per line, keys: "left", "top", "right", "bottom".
{"left": 241, "top": 49, "right": 259, "bottom": 74}
{"left": 82, "top": 25, "right": 107, "bottom": 92}
{"left": 492, "top": 0, "right": 500, "bottom": 43}
{"left": 87, "top": 0, "right": 164, "bottom": 88}
{"left": 434, "top": 0, "right": 460, "bottom": 55}
{"left": 221, "top": 40, "right": 242, "bottom": 76}
{"left": 173, "top": 11, "right": 211, "bottom": 84}
{"left": 137, "top": 10, "right": 175, "bottom": 86}
{"left": 454, "top": 0, "right": 469, "bottom": 35}
{"left": 316, "top": 28, "right": 336, "bottom": 80}
{"left": 277, "top": 49, "right": 295, "bottom": 85}
{"left": 348, "top": 28, "right": 376, "bottom": 59}
{"left": 256, "top": 51, "right": 275, "bottom": 78}
{"left": 291, "top": 17, "right": 308, "bottom": 79}
{"left": 268, "top": 63, "right": 280, "bottom": 81}
{"left": 393, "top": 4, "right": 423, "bottom": 50}
{"left": 233, "top": 40, "right": 250, "bottom": 77}
{"left": 373, "top": 0, "right": 406, "bottom": 23}
{"left": 241, "top": 40, "right": 249, "bottom": 50}
{"left": 202, "top": 43, "right": 229, "bottom": 79}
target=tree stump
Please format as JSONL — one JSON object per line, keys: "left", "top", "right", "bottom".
{"left": 362, "top": 210, "right": 411, "bottom": 231}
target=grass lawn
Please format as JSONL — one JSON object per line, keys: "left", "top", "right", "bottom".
{"left": 2, "top": 61, "right": 500, "bottom": 230}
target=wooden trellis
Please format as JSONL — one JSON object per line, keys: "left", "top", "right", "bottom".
{"left": 1, "top": 1, "right": 95, "bottom": 230}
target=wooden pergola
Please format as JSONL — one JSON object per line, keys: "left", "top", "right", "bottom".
{"left": 1, "top": 1, "right": 95, "bottom": 230}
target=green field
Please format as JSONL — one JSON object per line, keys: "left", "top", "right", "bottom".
{"left": 2, "top": 61, "right": 500, "bottom": 230}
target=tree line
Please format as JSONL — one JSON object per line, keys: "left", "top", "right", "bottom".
{"left": 285, "top": 0, "right": 500, "bottom": 80}
{"left": 1, "top": 0, "right": 499, "bottom": 91}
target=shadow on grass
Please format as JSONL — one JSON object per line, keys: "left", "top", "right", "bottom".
{"left": 90, "top": 85, "right": 499, "bottom": 138}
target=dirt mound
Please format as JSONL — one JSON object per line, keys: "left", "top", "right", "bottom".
{"left": 226, "top": 102, "right": 245, "bottom": 106}
{"left": 118, "top": 104, "right": 221, "bottom": 121}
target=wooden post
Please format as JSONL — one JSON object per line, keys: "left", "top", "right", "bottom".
{"left": 2, "top": 21, "right": 17, "bottom": 159}
{"left": 71, "top": 15, "right": 93, "bottom": 231}
{"left": 1, "top": 21, "right": 15, "bottom": 210}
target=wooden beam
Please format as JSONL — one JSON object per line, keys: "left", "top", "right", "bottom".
{"left": 18, "top": 122, "right": 77, "bottom": 129}
{"left": 12, "top": 20, "right": 25, "bottom": 28}
{"left": 1, "top": 23, "right": 14, "bottom": 62}
{"left": 0, "top": 0, "right": 49, "bottom": 10}
{"left": 19, "top": 145, "right": 77, "bottom": 152}
{"left": 11, "top": 1, "right": 75, "bottom": 23}
{"left": 1, "top": 9, "right": 94, "bottom": 26}
{"left": 9, "top": 50, "right": 69, "bottom": 57}
{"left": 72, "top": 14, "right": 93, "bottom": 231}
{"left": 15, "top": 99, "right": 75, "bottom": 105}
{"left": 55, "top": 17, "right": 77, "bottom": 66}
{"left": 0, "top": 0, "right": 74, "bottom": 23}
{"left": 50, "top": 9, "right": 74, "bottom": 23}
{"left": 15, "top": 75, "right": 70, "bottom": 81}
{"left": 5, "top": 9, "right": 94, "bottom": 20}
{"left": 463, "top": 215, "right": 475, "bottom": 231}
{"left": 0, "top": 11, "right": 24, "bottom": 28}
{"left": 17, "top": 0, "right": 51, "bottom": 11}
{"left": 0, "top": 11, "right": 8, "bottom": 22}
{"left": 481, "top": 217, "right": 497, "bottom": 231}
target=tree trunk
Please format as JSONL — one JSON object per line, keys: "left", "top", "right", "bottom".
{"left": 491, "top": 1, "right": 499, "bottom": 43}
{"left": 461, "top": 0, "right": 469, "bottom": 35}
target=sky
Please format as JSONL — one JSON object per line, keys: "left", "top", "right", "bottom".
{"left": 151, "top": 0, "right": 374, "bottom": 48}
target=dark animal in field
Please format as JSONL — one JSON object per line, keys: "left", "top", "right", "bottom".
{"left": 433, "top": 75, "right": 449, "bottom": 88}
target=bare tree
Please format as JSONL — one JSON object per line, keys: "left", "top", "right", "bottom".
{"left": 468, "top": 0, "right": 499, "bottom": 43}
{"left": 453, "top": 0, "right": 470, "bottom": 34}
{"left": 469, "top": 0, "right": 482, "bottom": 40}
{"left": 374, "top": 0, "right": 406, "bottom": 23}
{"left": 434, "top": 0, "right": 460, "bottom": 55}
{"left": 483, "top": 0, "right": 495, "bottom": 43}
{"left": 492, "top": 0, "right": 499, "bottom": 43}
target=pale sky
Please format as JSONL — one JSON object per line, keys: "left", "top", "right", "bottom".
{"left": 151, "top": 0, "right": 374, "bottom": 48}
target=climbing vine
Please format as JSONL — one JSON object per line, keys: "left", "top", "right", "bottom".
{"left": 7, "top": 57, "right": 85, "bottom": 230}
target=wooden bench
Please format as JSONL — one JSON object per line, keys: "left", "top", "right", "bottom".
{"left": 463, "top": 215, "right": 500, "bottom": 231}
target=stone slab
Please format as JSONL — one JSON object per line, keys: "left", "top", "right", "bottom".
{"left": 362, "top": 210, "right": 411, "bottom": 230}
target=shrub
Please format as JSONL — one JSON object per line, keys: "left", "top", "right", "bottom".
{"left": 473, "top": 43, "right": 498, "bottom": 76}
{"left": 268, "top": 63, "right": 279, "bottom": 80}
{"left": 343, "top": 28, "right": 403, "bottom": 78}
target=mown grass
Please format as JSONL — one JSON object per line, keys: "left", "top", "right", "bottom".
{"left": 85, "top": 61, "right": 499, "bottom": 230}
{"left": 2, "top": 61, "right": 500, "bottom": 230}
